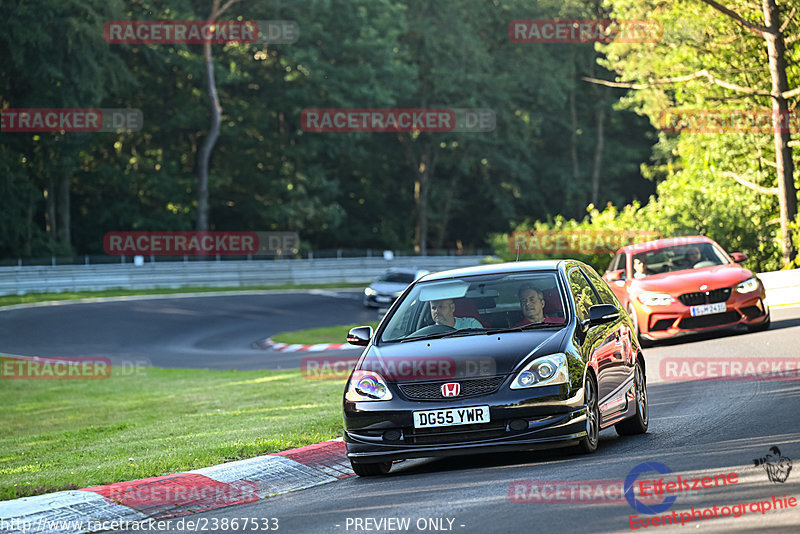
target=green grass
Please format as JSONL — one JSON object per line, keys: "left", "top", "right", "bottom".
{"left": 0, "top": 365, "right": 348, "bottom": 501}
{"left": 272, "top": 322, "right": 380, "bottom": 345}
{"left": 0, "top": 282, "right": 365, "bottom": 308}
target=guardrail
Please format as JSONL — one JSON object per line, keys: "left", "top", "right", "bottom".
{"left": 0, "top": 258, "right": 797, "bottom": 304}
{"left": 0, "top": 256, "right": 493, "bottom": 295}
{"left": 758, "top": 269, "right": 800, "bottom": 307}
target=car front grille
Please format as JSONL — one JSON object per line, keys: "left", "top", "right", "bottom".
{"left": 677, "top": 288, "right": 732, "bottom": 306}
{"left": 678, "top": 311, "right": 740, "bottom": 329}
{"left": 398, "top": 376, "right": 506, "bottom": 401}
{"left": 405, "top": 422, "right": 508, "bottom": 444}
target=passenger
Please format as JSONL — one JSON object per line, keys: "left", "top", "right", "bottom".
{"left": 633, "top": 257, "right": 648, "bottom": 279}
{"left": 429, "top": 299, "right": 482, "bottom": 329}
{"left": 515, "top": 284, "right": 561, "bottom": 326}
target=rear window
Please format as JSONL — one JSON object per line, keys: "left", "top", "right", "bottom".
{"left": 379, "top": 272, "right": 416, "bottom": 283}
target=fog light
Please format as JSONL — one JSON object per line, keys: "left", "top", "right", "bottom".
{"left": 509, "top": 419, "right": 528, "bottom": 431}
{"left": 383, "top": 430, "right": 401, "bottom": 441}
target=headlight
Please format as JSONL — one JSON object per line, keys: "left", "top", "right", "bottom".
{"left": 345, "top": 371, "right": 393, "bottom": 401}
{"left": 364, "top": 287, "right": 377, "bottom": 296}
{"left": 638, "top": 292, "right": 674, "bottom": 306}
{"left": 510, "top": 353, "right": 568, "bottom": 389}
{"left": 736, "top": 277, "right": 759, "bottom": 294}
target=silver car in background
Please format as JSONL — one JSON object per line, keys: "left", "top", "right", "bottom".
{"left": 363, "top": 269, "right": 429, "bottom": 308}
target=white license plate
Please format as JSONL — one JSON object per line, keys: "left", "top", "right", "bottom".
{"left": 376, "top": 296, "right": 392, "bottom": 303}
{"left": 690, "top": 302, "right": 727, "bottom": 316}
{"left": 413, "top": 406, "right": 490, "bottom": 428}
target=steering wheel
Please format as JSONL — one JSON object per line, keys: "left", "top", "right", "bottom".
{"left": 411, "top": 324, "right": 456, "bottom": 336}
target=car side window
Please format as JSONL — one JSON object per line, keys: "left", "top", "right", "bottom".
{"left": 568, "top": 268, "right": 601, "bottom": 322}
{"left": 608, "top": 253, "right": 623, "bottom": 273}
{"left": 582, "top": 266, "right": 622, "bottom": 307}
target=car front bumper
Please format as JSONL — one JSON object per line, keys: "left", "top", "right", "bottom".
{"left": 343, "top": 382, "right": 588, "bottom": 463}
{"left": 636, "top": 287, "right": 769, "bottom": 341}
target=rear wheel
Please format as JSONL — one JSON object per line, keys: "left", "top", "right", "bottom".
{"left": 616, "top": 359, "right": 649, "bottom": 435}
{"left": 574, "top": 374, "right": 599, "bottom": 454}
{"left": 350, "top": 459, "right": 392, "bottom": 477}
{"left": 628, "top": 304, "right": 653, "bottom": 348}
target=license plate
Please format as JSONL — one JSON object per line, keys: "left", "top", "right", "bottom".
{"left": 376, "top": 296, "right": 391, "bottom": 303}
{"left": 690, "top": 302, "right": 727, "bottom": 316}
{"left": 413, "top": 406, "right": 490, "bottom": 428}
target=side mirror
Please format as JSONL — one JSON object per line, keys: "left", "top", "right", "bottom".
{"left": 730, "top": 252, "right": 748, "bottom": 263}
{"left": 587, "top": 304, "right": 620, "bottom": 327}
{"left": 346, "top": 326, "right": 373, "bottom": 346}
{"left": 605, "top": 269, "right": 626, "bottom": 282}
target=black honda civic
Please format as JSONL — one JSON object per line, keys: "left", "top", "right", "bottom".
{"left": 342, "top": 260, "right": 648, "bottom": 476}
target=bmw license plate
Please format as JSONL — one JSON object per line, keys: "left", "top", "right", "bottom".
{"left": 376, "top": 296, "right": 391, "bottom": 303}
{"left": 690, "top": 302, "right": 727, "bottom": 316}
{"left": 413, "top": 406, "right": 490, "bottom": 428}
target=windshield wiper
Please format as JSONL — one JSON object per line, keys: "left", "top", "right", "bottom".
{"left": 397, "top": 328, "right": 490, "bottom": 343}
{"left": 484, "top": 322, "right": 564, "bottom": 334}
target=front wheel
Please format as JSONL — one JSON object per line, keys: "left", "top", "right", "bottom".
{"left": 574, "top": 374, "right": 599, "bottom": 454}
{"left": 628, "top": 304, "right": 653, "bottom": 348}
{"left": 350, "top": 459, "right": 392, "bottom": 477}
{"left": 615, "top": 359, "right": 649, "bottom": 435}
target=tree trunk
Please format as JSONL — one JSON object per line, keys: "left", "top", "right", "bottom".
{"left": 196, "top": 37, "right": 221, "bottom": 232}
{"left": 45, "top": 178, "right": 56, "bottom": 238}
{"left": 196, "top": 0, "right": 237, "bottom": 231}
{"left": 568, "top": 86, "right": 581, "bottom": 212}
{"left": 434, "top": 172, "right": 459, "bottom": 249}
{"left": 763, "top": 0, "right": 797, "bottom": 264}
{"left": 57, "top": 166, "right": 71, "bottom": 248}
{"left": 591, "top": 105, "right": 605, "bottom": 207}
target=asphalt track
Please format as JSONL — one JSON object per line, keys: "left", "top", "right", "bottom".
{"left": 3, "top": 293, "right": 800, "bottom": 532}
{"left": 0, "top": 290, "right": 373, "bottom": 370}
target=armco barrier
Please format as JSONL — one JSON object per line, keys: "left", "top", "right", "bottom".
{"left": 0, "top": 256, "right": 491, "bottom": 296}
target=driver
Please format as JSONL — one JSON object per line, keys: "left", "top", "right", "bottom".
{"left": 430, "top": 299, "right": 482, "bottom": 329}
{"left": 684, "top": 246, "right": 702, "bottom": 267}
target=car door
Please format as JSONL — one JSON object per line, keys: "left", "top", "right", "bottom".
{"left": 583, "top": 265, "right": 634, "bottom": 417}
{"left": 567, "top": 267, "right": 619, "bottom": 409}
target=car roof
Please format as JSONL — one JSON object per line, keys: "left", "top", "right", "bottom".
{"left": 420, "top": 260, "right": 566, "bottom": 282}
{"left": 618, "top": 235, "right": 714, "bottom": 254}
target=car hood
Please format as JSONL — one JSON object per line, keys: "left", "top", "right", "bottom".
{"left": 631, "top": 264, "right": 754, "bottom": 294}
{"left": 360, "top": 329, "right": 567, "bottom": 381}
{"left": 369, "top": 281, "right": 408, "bottom": 294}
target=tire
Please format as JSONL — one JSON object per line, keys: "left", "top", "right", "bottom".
{"left": 350, "top": 459, "right": 392, "bottom": 477}
{"left": 628, "top": 304, "right": 653, "bottom": 348}
{"left": 616, "top": 359, "right": 649, "bottom": 436}
{"left": 574, "top": 374, "right": 600, "bottom": 454}
{"left": 747, "top": 312, "right": 771, "bottom": 333}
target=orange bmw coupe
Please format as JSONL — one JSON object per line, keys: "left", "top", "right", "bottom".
{"left": 602, "top": 236, "right": 770, "bottom": 346}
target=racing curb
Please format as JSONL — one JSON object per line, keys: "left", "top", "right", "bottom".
{"left": 252, "top": 337, "right": 356, "bottom": 352}
{"left": 0, "top": 439, "right": 353, "bottom": 534}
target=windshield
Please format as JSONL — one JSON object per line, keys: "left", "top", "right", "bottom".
{"left": 632, "top": 243, "right": 729, "bottom": 278}
{"left": 378, "top": 272, "right": 417, "bottom": 284}
{"left": 379, "top": 271, "right": 566, "bottom": 342}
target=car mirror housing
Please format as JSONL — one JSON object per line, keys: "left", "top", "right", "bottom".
{"left": 347, "top": 326, "right": 373, "bottom": 346}
{"left": 605, "top": 269, "right": 625, "bottom": 282}
{"left": 730, "top": 252, "right": 748, "bottom": 263}
{"left": 587, "top": 304, "right": 620, "bottom": 327}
